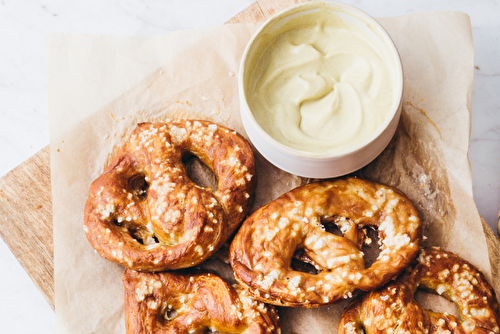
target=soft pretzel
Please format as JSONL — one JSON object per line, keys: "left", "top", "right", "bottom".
{"left": 229, "top": 177, "right": 422, "bottom": 307}
{"left": 84, "top": 120, "right": 256, "bottom": 271}
{"left": 338, "top": 247, "right": 500, "bottom": 334}
{"left": 123, "top": 269, "right": 281, "bottom": 334}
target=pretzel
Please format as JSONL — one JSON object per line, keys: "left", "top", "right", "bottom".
{"left": 123, "top": 269, "right": 281, "bottom": 334}
{"left": 84, "top": 120, "right": 256, "bottom": 271}
{"left": 229, "top": 177, "right": 422, "bottom": 307}
{"left": 338, "top": 247, "right": 500, "bottom": 334}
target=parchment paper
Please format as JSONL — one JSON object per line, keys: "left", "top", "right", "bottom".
{"left": 48, "top": 11, "right": 485, "bottom": 334}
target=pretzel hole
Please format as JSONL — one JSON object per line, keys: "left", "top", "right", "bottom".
{"left": 360, "top": 227, "right": 381, "bottom": 268}
{"left": 124, "top": 225, "right": 158, "bottom": 246}
{"left": 183, "top": 154, "right": 218, "bottom": 191}
{"left": 128, "top": 227, "right": 145, "bottom": 245}
{"left": 414, "top": 290, "right": 460, "bottom": 319}
{"left": 320, "top": 219, "right": 344, "bottom": 237}
{"left": 164, "top": 308, "right": 178, "bottom": 321}
{"left": 321, "top": 216, "right": 364, "bottom": 246}
{"left": 291, "top": 249, "right": 319, "bottom": 275}
{"left": 202, "top": 329, "right": 221, "bottom": 334}
{"left": 204, "top": 330, "right": 222, "bottom": 334}
{"left": 129, "top": 173, "right": 149, "bottom": 201}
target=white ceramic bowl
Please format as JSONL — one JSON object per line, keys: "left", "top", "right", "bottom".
{"left": 239, "top": 1, "right": 403, "bottom": 178}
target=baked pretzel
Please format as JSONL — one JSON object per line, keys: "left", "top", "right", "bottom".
{"left": 230, "top": 177, "right": 422, "bottom": 307}
{"left": 338, "top": 247, "right": 500, "bottom": 334}
{"left": 84, "top": 120, "right": 256, "bottom": 271}
{"left": 123, "top": 269, "right": 281, "bottom": 334}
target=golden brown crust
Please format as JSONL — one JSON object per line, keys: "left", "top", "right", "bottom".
{"left": 338, "top": 247, "right": 500, "bottom": 334}
{"left": 229, "top": 177, "right": 422, "bottom": 307}
{"left": 84, "top": 120, "right": 256, "bottom": 271}
{"left": 122, "top": 270, "right": 281, "bottom": 334}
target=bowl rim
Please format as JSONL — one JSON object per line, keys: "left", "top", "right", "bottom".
{"left": 238, "top": 0, "right": 404, "bottom": 161}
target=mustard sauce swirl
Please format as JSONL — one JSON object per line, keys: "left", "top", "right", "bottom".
{"left": 246, "top": 5, "right": 395, "bottom": 154}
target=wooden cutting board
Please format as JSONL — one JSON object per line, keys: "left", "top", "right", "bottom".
{"left": 1, "top": 0, "right": 499, "bottom": 312}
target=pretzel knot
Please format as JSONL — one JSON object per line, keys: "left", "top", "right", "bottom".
{"left": 123, "top": 270, "right": 281, "bottom": 334}
{"left": 84, "top": 120, "right": 256, "bottom": 271}
{"left": 229, "top": 177, "right": 422, "bottom": 307}
{"left": 338, "top": 247, "right": 500, "bottom": 334}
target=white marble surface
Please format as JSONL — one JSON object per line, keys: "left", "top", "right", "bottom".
{"left": 0, "top": 0, "right": 498, "bottom": 333}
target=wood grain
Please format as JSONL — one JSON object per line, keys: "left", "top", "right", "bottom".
{"left": 1, "top": 0, "right": 499, "bottom": 314}
{"left": 0, "top": 145, "right": 53, "bottom": 309}
{"left": 483, "top": 218, "right": 500, "bottom": 300}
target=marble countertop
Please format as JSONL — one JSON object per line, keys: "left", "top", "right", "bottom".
{"left": 1, "top": 0, "right": 498, "bottom": 332}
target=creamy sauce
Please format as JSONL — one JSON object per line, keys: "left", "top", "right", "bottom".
{"left": 246, "top": 4, "right": 395, "bottom": 154}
